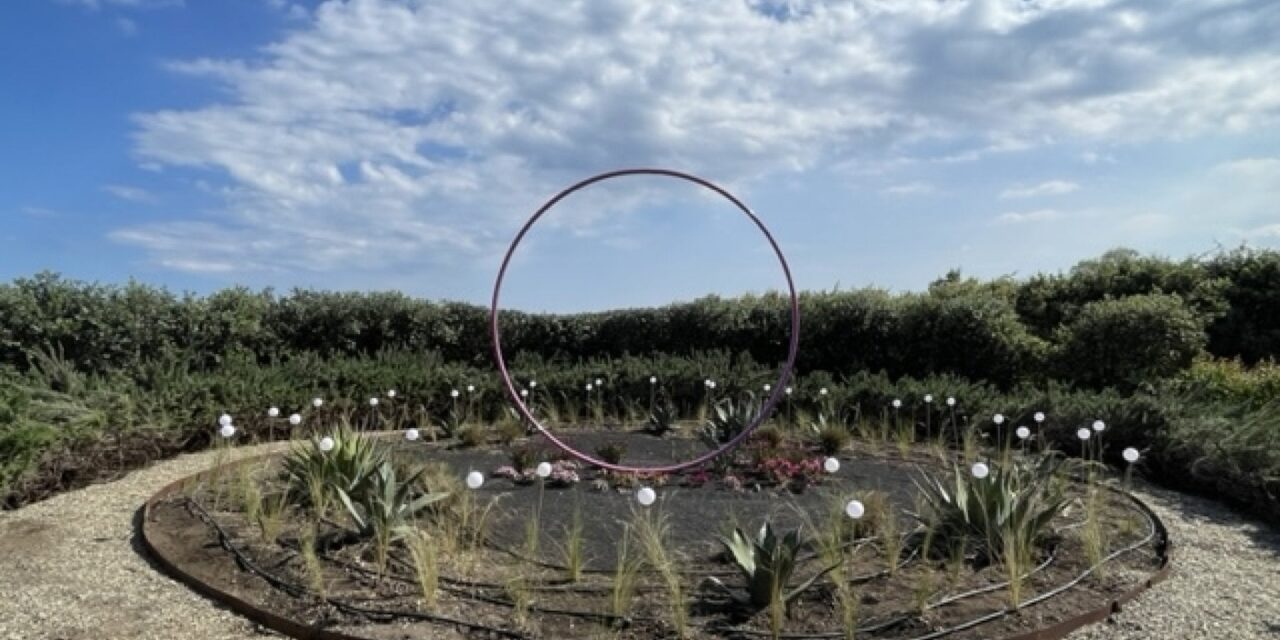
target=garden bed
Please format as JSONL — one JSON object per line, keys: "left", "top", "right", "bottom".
{"left": 142, "top": 430, "right": 1169, "bottom": 640}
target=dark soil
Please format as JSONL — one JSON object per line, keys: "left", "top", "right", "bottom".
{"left": 144, "top": 432, "right": 1167, "bottom": 640}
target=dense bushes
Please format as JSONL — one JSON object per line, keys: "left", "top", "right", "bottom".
{"left": 1053, "top": 294, "right": 1208, "bottom": 389}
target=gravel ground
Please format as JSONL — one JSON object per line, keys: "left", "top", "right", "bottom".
{"left": 0, "top": 442, "right": 1276, "bottom": 640}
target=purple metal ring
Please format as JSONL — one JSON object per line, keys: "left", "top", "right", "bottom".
{"left": 490, "top": 168, "right": 801, "bottom": 474}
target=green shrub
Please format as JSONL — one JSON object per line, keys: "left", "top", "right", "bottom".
{"left": 1054, "top": 293, "right": 1207, "bottom": 389}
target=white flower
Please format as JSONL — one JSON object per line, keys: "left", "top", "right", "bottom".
{"left": 785, "top": 386, "right": 793, "bottom": 395}
{"left": 536, "top": 462, "right": 552, "bottom": 478}
{"left": 845, "top": 499, "right": 865, "bottom": 520}
{"left": 311, "top": 397, "right": 324, "bottom": 408}
{"left": 318, "top": 436, "right": 335, "bottom": 452}
{"left": 450, "top": 389, "right": 460, "bottom": 398}
{"left": 369, "top": 397, "right": 379, "bottom": 407}
{"left": 892, "top": 399, "right": 902, "bottom": 409}
{"left": 993, "top": 414, "right": 1005, "bottom": 425}
{"left": 1016, "top": 426, "right": 1031, "bottom": 440}
{"left": 466, "top": 470, "right": 485, "bottom": 489}
{"left": 218, "top": 424, "right": 236, "bottom": 439}
{"left": 218, "top": 414, "right": 233, "bottom": 427}
{"left": 267, "top": 407, "right": 280, "bottom": 418}
{"left": 1123, "top": 447, "right": 1141, "bottom": 463}
{"left": 819, "top": 387, "right": 829, "bottom": 396}
{"left": 946, "top": 397, "right": 956, "bottom": 407}
{"left": 636, "top": 486, "right": 656, "bottom": 506}
{"left": 924, "top": 394, "right": 933, "bottom": 403}
{"left": 1092, "top": 420, "right": 1106, "bottom": 432}
{"left": 387, "top": 389, "right": 397, "bottom": 398}
{"left": 1034, "top": 411, "right": 1046, "bottom": 423}
{"left": 1077, "top": 428, "right": 1091, "bottom": 441}
{"left": 971, "top": 462, "right": 990, "bottom": 479}
{"left": 467, "top": 384, "right": 475, "bottom": 393}
{"left": 405, "top": 428, "right": 420, "bottom": 441}
{"left": 288, "top": 413, "right": 302, "bottom": 426}
{"left": 649, "top": 376, "right": 657, "bottom": 384}
{"left": 823, "top": 457, "right": 840, "bottom": 473}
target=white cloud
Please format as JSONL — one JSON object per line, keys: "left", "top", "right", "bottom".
{"left": 882, "top": 182, "right": 935, "bottom": 196}
{"left": 999, "top": 180, "right": 1080, "bottom": 199}
{"left": 114, "top": 0, "right": 1280, "bottom": 276}
{"left": 103, "top": 184, "right": 157, "bottom": 203}
{"left": 994, "top": 209, "right": 1064, "bottom": 225}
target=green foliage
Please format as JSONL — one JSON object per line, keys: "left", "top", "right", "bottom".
{"left": 282, "top": 424, "right": 387, "bottom": 512}
{"left": 715, "top": 521, "right": 838, "bottom": 609}
{"left": 808, "top": 413, "right": 849, "bottom": 454}
{"left": 1054, "top": 293, "right": 1208, "bottom": 388}
{"left": 646, "top": 399, "right": 679, "bottom": 436}
{"left": 913, "top": 453, "right": 1071, "bottom": 566}
{"left": 594, "top": 441, "right": 627, "bottom": 465}
{"left": 701, "top": 393, "right": 762, "bottom": 446}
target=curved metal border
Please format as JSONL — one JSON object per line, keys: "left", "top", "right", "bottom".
{"left": 490, "top": 168, "right": 801, "bottom": 473}
{"left": 142, "top": 449, "right": 1172, "bottom": 640}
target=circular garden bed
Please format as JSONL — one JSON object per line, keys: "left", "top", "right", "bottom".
{"left": 142, "top": 429, "right": 1169, "bottom": 640}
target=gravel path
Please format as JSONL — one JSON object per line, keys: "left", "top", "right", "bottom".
{"left": 0, "top": 442, "right": 1277, "bottom": 640}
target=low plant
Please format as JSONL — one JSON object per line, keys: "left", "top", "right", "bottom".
{"left": 282, "top": 424, "right": 386, "bottom": 513}
{"left": 456, "top": 425, "right": 486, "bottom": 448}
{"left": 594, "top": 441, "right": 627, "bottom": 465}
{"left": 300, "top": 526, "right": 326, "bottom": 596}
{"left": 404, "top": 528, "right": 440, "bottom": 609}
{"left": 809, "top": 413, "right": 850, "bottom": 455}
{"left": 634, "top": 507, "right": 689, "bottom": 638}
{"left": 646, "top": 400, "right": 679, "bottom": 437}
{"left": 913, "top": 453, "right": 1071, "bottom": 567}
{"left": 435, "top": 407, "right": 465, "bottom": 439}
{"left": 335, "top": 461, "right": 450, "bottom": 574}
{"left": 701, "top": 393, "right": 761, "bottom": 447}
{"left": 257, "top": 490, "right": 289, "bottom": 543}
{"left": 610, "top": 524, "right": 645, "bottom": 622}
{"left": 560, "top": 500, "right": 586, "bottom": 582}
{"left": 712, "top": 521, "right": 841, "bottom": 610}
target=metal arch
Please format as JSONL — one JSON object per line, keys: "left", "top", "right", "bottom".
{"left": 489, "top": 168, "right": 801, "bottom": 474}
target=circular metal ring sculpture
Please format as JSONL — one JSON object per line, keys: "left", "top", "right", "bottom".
{"left": 490, "top": 168, "right": 800, "bottom": 473}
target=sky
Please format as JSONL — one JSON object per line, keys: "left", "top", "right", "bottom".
{"left": 2, "top": 0, "right": 1278, "bottom": 312}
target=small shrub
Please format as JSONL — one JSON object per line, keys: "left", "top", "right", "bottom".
{"left": 594, "top": 441, "right": 627, "bottom": 465}
{"left": 808, "top": 413, "right": 850, "bottom": 454}
{"left": 712, "top": 521, "right": 839, "bottom": 609}
{"left": 646, "top": 400, "right": 678, "bottom": 436}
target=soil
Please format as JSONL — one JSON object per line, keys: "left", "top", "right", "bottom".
{"left": 143, "top": 431, "right": 1167, "bottom": 640}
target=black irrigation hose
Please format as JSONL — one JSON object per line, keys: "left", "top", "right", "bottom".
{"left": 719, "top": 492, "right": 1162, "bottom": 640}
{"left": 184, "top": 498, "right": 530, "bottom": 640}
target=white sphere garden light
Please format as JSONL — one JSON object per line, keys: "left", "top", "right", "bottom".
{"left": 318, "top": 436, "right": 335, "bottom": 452}
{"left": 819, "top": 387, "right": 829, "bottom": 396}
{"left": 971, "top": 462, "right": 990, "bottom": 479}
{"left": 993, "top": 414, "right": 1005, "bottom": 425}
{"left": 369, "top": 397, "right": 379, "bottom": 407}
{"left": 636, "top": 486, "right": 657, "bottom": 507}
{"left": 1092, "top": 420, "right": 1106, "bottom": 432}
{"left": 312, "top": 397, "right": 324, "bottom": 408}
{"left": 785, "top": 386, "right": 793, "bottom": 395}
{"left": 649, "top": 376, "right": 657, "bottom": 384}
{"left": 466, "top": 470, "right": 485, "bottom": 489}
{"left": 946, "top": 397, "right": 956, "bottom": 407}
{"left": 709, "top": 381, "right": 717, "bottom": 389}
{"left": 218, "top": 424, "right": 236, "bottom": 439}
{"left": 1034, "top": 411, "right": 1046, "bottom": 423}
{"left": 405, "top": 428, "right": 420, "bottom": 441}
{"left": 218, "top": 414, "right": 233, "bottom": 427}
{"left": 595, "top": 379, "right": 602, "bottom": 387}
{"left": 520, "top": 389, "right": 529, "bottom": 397}
{"left": 823, "top": 457, "right": 840, "bottom": 474}
{"left": 585, "top": 383, "right": 593, "bottom": 392}
{"left": 288, "top": 413, "right": 302, "bottom": 426}
{"left": 1123, "top": 447, "right": 1141, "bottom": 463}
{"left": 1077, "top": 428, "right": 1092, "bottom": 441}
{"left": 530, "top": 380, "right": 538, "bottom": 388}
{"left": 536, "top": 462, "right": 553, "bottom": 479}
{"left": 1016, "top": 426, "right": 1031, "bottom": 440}
{"left": 924, "top": 394, "right": 933, "bottom": 403}
{"left": 450, "top": 389, "right": 460, "bottom": 398}
{"left": 387, "top": 389, "right": 397, "bottom": 398}
{"left": 467, "top": 384, "right": 475, "bottom": 393}
{"left": 267, "top": 407, "right": 280, "bottom": 418}
{"left": 892, "top": 398, "right": 902, "bottom": 409}
{"left": 763, "top": 384, "right": 771, "bottom": 392}
{"left": 845, "top": 499, "right": 865, "bottom": 520}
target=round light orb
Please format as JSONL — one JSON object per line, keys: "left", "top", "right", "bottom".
{"left": 845, "top": 499, "right": 865, "bottom": 519}
{"left": 993, "top": 414, "right": 1005, "bottom": 425}
{"left": 530, "top": 380, "right": 538, "bottom": 388}
{"left": 467, "top": 385, "right": 475, "bottom": 393}
{"left": 636, "top": 486, "right": 656, "bottom": 506}
{"left": 1092, "top": 420, "right": 1106, "bottom": 432}
{"left": 535, "top": 462, "right": 552, "bottom": 478}
{"left": 369, "top": 397, "right": 379, "bottom": 407}
{"left": 924, "top": 394, "right": 933, "bottom": 403}
{"left": 466, "top": 470, "right": 485, "bottom": 489}
{"left": 1123, "top": 447, "right": 1141, "bottom": 463}
{"left": 520, "top": 389, "right": 529, "bottom": 397}
{"left": 450, "top": 389, "right": 460, "bottom": 398}
{"left": 387, "top": 389, "right": 397, "bottom": 398}
{"left": 946, "top": 397, "right": 956, "bottom": 407}
{"left": 288, "top": 413, "right": 302, "bottom": 426}
{"left": 405, "top": 428, "right": 420, "bottom": 441}
{"left": 704, "top": 379, "right": 712, "bottom": 387}
{"left": 318, "top": 436, "right": 335, "bottom": 452}
{"left": 218, "top": 414, "right": 233, "bottom": 427}
{"left": 1077, "top": 428, "right": 1092, "bottom": 441}
{"left": 785, "top": 387, "right": 793, "bottom": 395}
{"left": 1016, "top": 426, "right": 1031, "bottom": 440}
{"left": 267, "top": 407, "right": 280, "bottom": 418}
{"left": 971, "top": 462, "right": 990, "bottom": 479}
{"left": 594, "top": 379, "right": 602, "bottom": 387}
{"left": 218, "top": 424, "right": 236, "bottom": 439}
{"left": 763, "top": 384, "right": 771, "bottom": 392}
{"left": 892, "top": 399, "right": 902, "bottom": 409}
{"left": 649, "top": 376, "right": 657, "bottom": 384}
{"left": 709, "top": 381, "right": 717, "bottom": 389}
{"left": 823, "top": 457, "right": 840, "bottom": 474}
{"left": 585, "top": 383, "right": 593, "bottom": 392}
{"left": 1034, "top": 411, "right": 1046, "bottom": 423}
{"left": 819, "top": 387, "right": 829, "bottom": 396}
{"left": 312, "top": 397, "right": 324, "bottom": 408}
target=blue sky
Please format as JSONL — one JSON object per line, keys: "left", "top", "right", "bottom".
{"left": 3, "top": 0, "right": 1279, "bottom": 312}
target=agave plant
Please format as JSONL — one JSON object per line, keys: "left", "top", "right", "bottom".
{"left": 711, "top": 521, "right": 840, "bottom": 609}
{"left": 646, "top": 399, "right": 678, "bottom": 436}
{"left": 281, "top": 423, "right": 386, "bottom": 512}
{"left": 701, "top": 393, "right": 762, "bottom": 446}
{"left": 912, "top": 452, "right": 1071, "bottom": 566}
{"left": 337, "top": 460, "right": 450, "bottom": 573}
